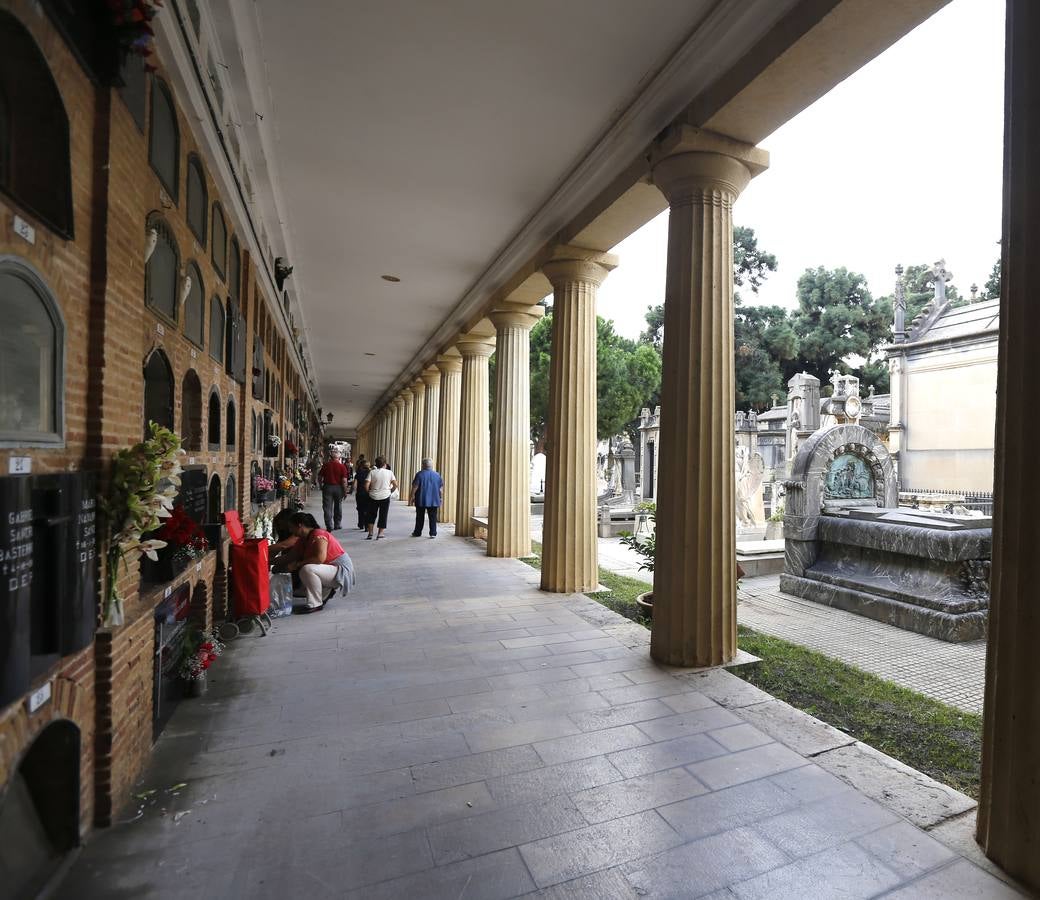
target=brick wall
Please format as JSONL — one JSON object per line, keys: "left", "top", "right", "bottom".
{"left": 0, "top": 3, "right": 314, "bottom": 839}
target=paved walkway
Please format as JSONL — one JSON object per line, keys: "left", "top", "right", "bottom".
{"left": 60, "top": 500, "right": 1021, "bottom": 898}
{"left": 532, "top": 519, "right": 986, "bottom": 715}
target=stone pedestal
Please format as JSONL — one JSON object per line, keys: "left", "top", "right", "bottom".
{"left": 436, "top": 351, "right": 463, "bottom": 525}
{"left": 649, "top": 127, "right": 768, "bottom": 668}
{"left": 540, "top": 246, "right": 616, "bottom": 592}
{"left": 488, "top": 305, "right": 543, "bottom": 558}
{"left": 977, "top": 2, "right": 1040, "bottom": 889}
{"left": 455, "top": 329, "right": 495, "bottom": 537}
{"left": 421, "top": 367, "right": 441, "bottom": 463}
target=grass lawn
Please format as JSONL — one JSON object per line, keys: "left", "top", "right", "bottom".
{"left": 518, "top": 542, "right": 982, "bottom": 798}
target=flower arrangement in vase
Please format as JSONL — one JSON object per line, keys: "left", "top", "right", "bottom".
{"left": 100, "top": 422, "right": 184, "bottom": 626}
{"left": 250, "top": 509, "right": 275, "bottom": 543}
{"left": 284, "top": 440, "right": 298, "bottom": 457}
{"left": 252, "top": 474, "right": 275, "bottom": 494}
{"left": 179, "top": 629, "right": 225, "bottom": 696}
{"left": 156, "top": 505, "right": 210, "bottom": 565}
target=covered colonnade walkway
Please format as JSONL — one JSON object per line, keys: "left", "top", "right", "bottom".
{"left": 0, "top": 0, "right": 1037, "bottom": 895}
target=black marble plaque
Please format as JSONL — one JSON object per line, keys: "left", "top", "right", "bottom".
{"left": 0, "top": 476, "right": 33, "bottom": 706}
{"left": 177, "top": 467, "right": 208, "bottom": 525}
{"left": 66, "top": 472, "right": 98, "bottom": 654}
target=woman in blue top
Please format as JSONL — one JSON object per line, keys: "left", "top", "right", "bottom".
{"left": 410, "top": 457, "right": 444, "bottom": 538}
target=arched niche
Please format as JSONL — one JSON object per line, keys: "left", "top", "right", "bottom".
{"left": 207, "top": 388, "right": 221, "bottom": 450}
{"left": 180, "top": 369, "right": 203, "bottom": 451}
{"left": 0, "top": 720, "right": 80, "bottom": 896}
{"left": 211, "top": 203, "right": 227, "bottom": 279}
{"left": 186, "top": 154, "right": 207, "bottom": 245}
{"left": 229, "top": 236, "right": 241, "bottom": 304}
{"left": 182, "top": 261, "right": 204, "bottom": 348}
{"left": 0, "top": 256, "right": 65, "bottom": 444}
{"left": 207, "top": 473, "right": 222, "bottom": 524}
{"left": 148, "top": 78, "right": 179, "bottom": 200}
{"left": 143, "top": 349, "right": 174, "bottom": 438}
{"left": 0, "top": 12, "right": 73, "bottom": 238}
{"left": 225, "top": 397, "right": 236, "bottom": 448}
{"left": 145, "top": 216, "right": 179, "bottom": 323}
{"left": 225, "top": 473, "right": 237, "bottom": 512}
{"left": 209, "top": 296, "right": 225, "bottom": 363}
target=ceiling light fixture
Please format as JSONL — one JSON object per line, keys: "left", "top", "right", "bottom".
{"left": 364, "top": 352, "right": 375, "bottom": 356}
{"left": 381, "top": 274, "right": 401, "bottom": 283}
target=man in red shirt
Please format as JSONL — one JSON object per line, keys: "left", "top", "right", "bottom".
{"left": 318, "top": 449, "right": 351, "bottom": 531}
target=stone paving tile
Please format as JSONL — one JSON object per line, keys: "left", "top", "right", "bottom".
{"left": 571, "top": 766, "right": 709, "bottom": 824}
{"left": 519, "top": 810, "right": 683, "bottom": 888}
{"left": 729, "top": 840, "right": 901, "bottom": 899}
{"left": 657, "top": 775, "right": 805, "bottom": 842}
{"left": 685, "top": 742, "right": 807, "bottom": 790}
{"left": 854, "top": 821, "right": 957, "bottom": 880}
{"left": 410, "top": 744, "right": 544, "bottom": 792}
{"left": 753, "top": 788, "right": 900, "bottom": 858}
{"left": 519, "top": 866, "right": 639, "bottom": 899}
{"left": 879, "top": 858, "right": 1030, "bottom": 899}
{"left": 464, "top": 716, "right": 584, "bottom": 753}
{"left": 568, "top": 697, "right": 678, "bottom": 732}
{"left": 533, "top": 724, "right": 652, "bottom": 766}
{"left": 634, "top": 706, "right": 742, "bottom": 743}
{"left": 623, "top": 826, "right": 790, "bottom": 899}
{"left": 486, "top": 755, "right": 624, "bottom": 806}
{"left": 346, "top": 848, "right": 537, "bottom": 899}
{"left": 427, "top": 794, "right": 587, "bottom": 864}
{"left": 608, "top": 732, "right": 728, "bottom": 778}
{"left": 709, "top": 723, "right": 775, "bottom": 753}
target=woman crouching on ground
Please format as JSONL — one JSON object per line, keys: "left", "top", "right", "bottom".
{"left": 284, "top": 512, "right": 356, "bottom": 613}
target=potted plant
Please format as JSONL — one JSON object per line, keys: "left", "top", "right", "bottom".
{"left": 179, "top": 629, "right": 224, "bottom": 698}
{"left": 619, "top": 505, "right": 656, "bottom": 618}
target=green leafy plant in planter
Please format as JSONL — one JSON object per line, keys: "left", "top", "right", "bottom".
{"left": 768, "top": 504, "right": 785, "bottom": 523}
{"left": 100, "top": 422, "right": 185, "bottom": 627}
{"left": 619, "top": 505, "right": 655, "bottom": 618}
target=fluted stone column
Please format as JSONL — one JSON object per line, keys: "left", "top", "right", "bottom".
{"left": 455, "top": 327, "right": 495, "bottom": 537}
{"left": 399, "top": 388, "right": 415, "bottom": 492}
{"left": 977, "top": 3, "right": 1040, "bottom": 890}
{"left": 408, "top": 379, "right": 426, "bottom": 497}
{"left": 540, "top": 247, "right": 616, "bottom": 592}
{"left": 421, "top": 366, "right": 441, "bottom": 463}
{"left": 436, "top": 351, "right": 463, "bottom": 525}
{"left": 649, "top": 126, "right": 768, "bottom": 668}
{"left": 488, "top": 304, "right": 543, "bottom": 558}
{"left": 390, "top": 397, "right": 405, "bottom": 473}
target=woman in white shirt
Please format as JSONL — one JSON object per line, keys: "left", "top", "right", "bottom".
{"left": 364, "top": 456, "right": 398, "bottom": 540}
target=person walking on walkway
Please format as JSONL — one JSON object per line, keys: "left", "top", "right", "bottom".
{"left": 411, "top": 457, "right": 444, "bottom": 538}
{"left": 284, "top": 513, "right": 355, "bottom": 612}
{"left": 364, "top": 456, "right": 397, "bottom": 540}
{"left": 353, "top": 455, "right": 371, "bottom": 530}
{"left": 318, "top": 449, "right": 350, "bottom": 531}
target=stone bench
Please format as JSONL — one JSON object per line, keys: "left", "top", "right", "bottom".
{"left": 736, "top": 539, "right": 786, "bottom": 577}
{"left": 470, "top": 506, "right": 489, "bottom": 540}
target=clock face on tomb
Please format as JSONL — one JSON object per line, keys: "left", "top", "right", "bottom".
{"left": 845, "top": 395, "right": 862, "bottom": 418}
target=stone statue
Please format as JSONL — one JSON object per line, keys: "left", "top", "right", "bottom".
{"left": 735, "top": 446, "right": 765, "bottom": 527}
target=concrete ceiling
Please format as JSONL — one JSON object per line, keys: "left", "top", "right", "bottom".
{"left": 199, "top": 0, "right": 949, "bottom": 430}
{"left": 250, "top": 0, "right": 730, "bottom": 424}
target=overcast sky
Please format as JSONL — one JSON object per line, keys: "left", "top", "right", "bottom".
{"left": 596, "top": 0, "right": 1005, "bottom": 340}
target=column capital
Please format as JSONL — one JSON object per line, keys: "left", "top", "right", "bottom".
{"left": 651, "top": 125, "right": 769, "bottom": 203}
{"left": 411, "top": 378, "right": 426, "bottom": 396}
{"left": 489, "top": 303, "right": 545, "bottom": 332}
{"left": 392, "top": 396, "right": 405, "bottom": 408}
{"left": 456, "top": 335, "right": 496, "bottom": 358}
{"left": 421, "top": 365, "right": 441, "bottom": 387}
{"left": 542, "top": 245, "right": 618, "bottom": 289}
{"left": 436, "top": 351, "right": 463, "bottom": 375}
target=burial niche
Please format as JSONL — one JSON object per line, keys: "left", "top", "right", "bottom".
{"left": 183, "top": 262, "right": 204, "bottom": 348}
{"left": 186, "top": 154, "right": 207, "bottom": 245}
{"left": 143, "top": 350, "right": 174, "bottom": 437}
{"left": 225, "top": 397, "right": 236, "bottom": 448}
{"left": 148, "top": 78, "right": 179, "bottom": 200}
{"left": 0, "top": 259, "right": 64, "bottom": 443}
{"left": 207, "top": 474, "right": 222, "bottom": 524}
{"left": 207, "top": 389, "right": 221, "bottom": 450}
{"left": 180, "top": 370, "right": 202, "bottom": 451}
{"left": 145, "top": 216, "right": 179, "bottom": 322}
{"left": 0, "top": 720, "right": 80, "bottom": 897}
